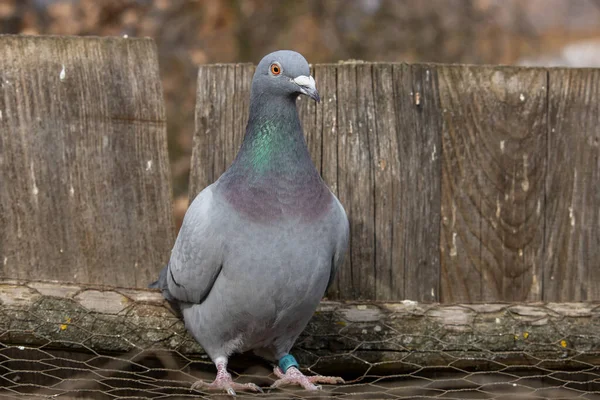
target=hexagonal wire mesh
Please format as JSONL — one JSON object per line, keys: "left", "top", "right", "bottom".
{"left": 1, "top": 280, "right": 599, "bottom": 399}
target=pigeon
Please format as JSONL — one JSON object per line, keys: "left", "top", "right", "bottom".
{"left": 150, "top": 50, "right": 349, "bottom": 395}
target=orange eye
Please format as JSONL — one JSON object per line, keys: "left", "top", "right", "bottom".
{"left": 270, "top": 63, "right": 281, "bottom": 75}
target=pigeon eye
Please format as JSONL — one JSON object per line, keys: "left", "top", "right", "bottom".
{"left": 270, "top": 63, "right": 281, "bottom": 75}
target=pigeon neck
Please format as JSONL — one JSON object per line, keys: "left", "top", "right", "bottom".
{"left": 232, "top": 95, "right": 315, "bottom": 178}
{"left": 218, "top": 94, "right": 332, "bottom": 222}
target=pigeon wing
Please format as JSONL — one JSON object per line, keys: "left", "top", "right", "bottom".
{"left": 166, "top": 184, "right": 226, "bottom": 304}
{"left": 326, "top": 195, "right": 350, "bottom": 292}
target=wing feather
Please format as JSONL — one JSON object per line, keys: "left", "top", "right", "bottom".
{"left": 326, "top": 195, "right": 349, "bottom": 291}
{"left": 166, "top": 184, "right": 225, "bottom": 304}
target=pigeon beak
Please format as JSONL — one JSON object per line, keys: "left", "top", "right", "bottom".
{"left": 293, "top": 75, "right": 320, "bottom": 103}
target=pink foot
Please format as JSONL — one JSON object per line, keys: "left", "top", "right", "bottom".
{"left": 270, "top": 366, "right": 345, "bottom": 391}
{"left": 192, "top": 358, "right": 263, "bottom": 396}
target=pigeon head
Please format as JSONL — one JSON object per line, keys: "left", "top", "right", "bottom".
{"left": 252, "top": 50, "right": 320, "bottom": 103}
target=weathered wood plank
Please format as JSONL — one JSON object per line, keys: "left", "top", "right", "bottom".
{"left": 372, "top": 64, "right": 402, "bottom": 300}
{"left": 218, "top": 65, "right": 237, "bottom": 185}
{"left": 1, "top": 279, "right": 599, "bottom": 378}
{"left": 544, "top": 69, "right": 600, "bottom": 301}
{"left": 335, "top": 63, "right": 376, "bottom": 300}
{"left": 315, "top": 64, "right": 342, "bottom": 298}
{"left": 399, "top": 65, "right": 443, "bottom": 302}
{"left": 0, "top": 35, "right": 174, "bottom": 288}
{"left": 438, "top": 65, "right": 547, "bottom": 302}
{"left": 191, "top": 64, "right": 235, "bottom": 200}
{"left": 232, "top": 64, "right": 254, "bottom": 171}
{"left": 356, "top": 64, "right": 378, "bottom": 300}
{"left": 438, "top": 65, "right": 484, "bottom": 303}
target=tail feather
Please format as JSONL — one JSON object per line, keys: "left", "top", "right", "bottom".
{"left": 148, "top": 265, "right": 168, "bottom": 289}
{"left": 149, "top": 264, "right": 182, "bottom": 317}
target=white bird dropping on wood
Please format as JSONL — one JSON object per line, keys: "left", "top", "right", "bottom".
{"left": 60, "top": 65, "right": 66, "bottom": 81}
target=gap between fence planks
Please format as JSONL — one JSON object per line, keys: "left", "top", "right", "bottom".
{"left": 191, "top": 62, "right": 600, "bottom": 303}
{"left": 1, "top": 279, "right": 599, "bottom": 377}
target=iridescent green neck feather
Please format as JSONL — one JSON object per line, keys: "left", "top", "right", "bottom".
{"left": 229, "top": 95, "right": 315, "bottom": 180}
{"left": 217, "top": 95, "right": 331, "bottom": 222}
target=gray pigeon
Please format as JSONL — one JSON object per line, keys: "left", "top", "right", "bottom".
{"left": 151, "top": 50, "right": 349, "bottom": 395}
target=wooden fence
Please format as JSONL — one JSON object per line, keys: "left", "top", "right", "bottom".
{"left": 1, "top": 35, "right": 599, "bottom": 304}
{"left": 192, "top": 63, "right": 600, "bottom": 303}
{"left": 1, "top": 35, "right": 599, "bottom": 398}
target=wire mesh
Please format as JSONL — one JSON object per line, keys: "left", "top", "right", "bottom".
{"left": 1, "top": 279, "right": 599, "bottom": 399}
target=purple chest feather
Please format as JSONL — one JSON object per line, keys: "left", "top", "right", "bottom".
{"left": 218, "top": 172, "right": 333, "bottom": 223}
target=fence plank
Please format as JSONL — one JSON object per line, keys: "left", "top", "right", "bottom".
{"left": 401, "top": 65, "right": 443, "bottom": 302}
{"left": 0, "top": 35, "right": 174, "bottom": 287}
{"left": 544, "top": 69, "right": 600, "bottom": 301}
{"left": 372, "top": 64, "right": 402, "bottom": 300}
{"left": 335, "top": 64, "right": 377, "bottom": 300}
{"left": 438, "top": 65, "right": 547, "bottom": 302}
{"left": 232, "top": 64, "right": 254, "bottom": 174}
{"left": 315, "top": 64, "right": 342, "bottom": 298}
{"left": 191, "top": 64, "right": 235, "bottom": 200}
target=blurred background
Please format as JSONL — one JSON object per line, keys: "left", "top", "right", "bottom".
{"left": 2, "top": 0, "right": 600, "bottom": 227}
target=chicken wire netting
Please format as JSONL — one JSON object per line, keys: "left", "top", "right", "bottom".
{"left": 1, "top": 280, "right": 599, "bottom": 400}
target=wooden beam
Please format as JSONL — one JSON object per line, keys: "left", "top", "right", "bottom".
{"left": 1, "top": 279, "right": 598, "bottom": 377}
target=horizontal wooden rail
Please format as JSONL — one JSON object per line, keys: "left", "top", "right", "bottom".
{"left": 1, "top": 279, "right": 598, "bottom": 377}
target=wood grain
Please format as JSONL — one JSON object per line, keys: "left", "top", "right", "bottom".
{"left": 372, "top": 64, "right": 402, "bottom": 300}
{"left": 191, "top": 64, "right": 235, "bottom": 200}
{"left": 0, "top": 35, "right": 174, "bottom": 288}
{"left": 438, "top": 65, "right": 547, "bottom": 302}
{"left": 544, "top": 69, "right": 600, "bottom": 301}
{"left": 335, "top": 63, "right": 376, "bottom": 300}
{"left": 315, "top": 64, "right": 342, "bottom": 298}
{"left": 394, "top": 64, "right": 443, "bottom": 302}
{"left": 232, "top": 64, "right": 254, "bottom": 171}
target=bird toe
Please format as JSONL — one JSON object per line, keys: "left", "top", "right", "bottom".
{"left": 271, "top": 366, "right": 341, "bottom": 391}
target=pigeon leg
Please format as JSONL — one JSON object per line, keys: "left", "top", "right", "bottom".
{"left": 270, "top": 354, "right": 344, "bottom": 391}
{"left": 191, "top": 357, "right": 263, "bottom": 396}
{"left": 271, "top": 366, "right": 345, "bottom": 390}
